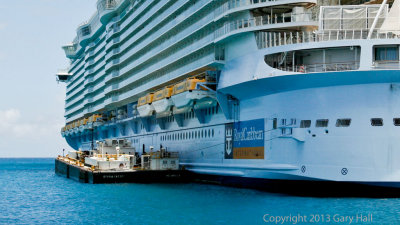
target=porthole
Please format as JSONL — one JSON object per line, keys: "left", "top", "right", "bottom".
{"left": 300, "top": 120, "right": 311, "bottom": 128}
{"left": 336, "top": 119, "right": 351, "bottom": 127}
{"left": 371, "top": 118, "right": 383, "bottom": 126}
{"left": 316, "top": 119, "right": 329, "bottom": 127}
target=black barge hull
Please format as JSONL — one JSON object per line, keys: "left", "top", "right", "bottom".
{"left": 55, "top": 158, "right": 189, "bottom": 184}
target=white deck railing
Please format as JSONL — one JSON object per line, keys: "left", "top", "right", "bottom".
{"left": 215, "top": 13, "right": 315, "bottom": 39}
{"left": 215, "top": 0, "right": 293, "bottom": 16}
{"left": 258, "top": 30, "right": 400, "bottom": 49}
{"left": 278, "top": 61, "right": 360, "bottom": 73}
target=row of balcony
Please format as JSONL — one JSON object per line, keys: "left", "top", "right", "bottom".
{"left": 117, "top": 0, "right": 210, "bottom": 59}
{"left": 258, "top": 29, "right": 400, "bottom": 49}
{"left": 63, "top": 0, "right": 313, "bottom": 59}
{"left": 66, "top": 70, "right": 85, "bottom": 94}
{"left": 116, "top": 51, "right": 217, "bottom": 105}
{"left": 84, "top": 36, "right": 106, "bottom": 62}
{"left": 214, "top": 12, "right": 316, "bottom": 41}
{"left": 117, "top": 0, "right": 164, "bottom": 44}
{"left": 115, "top": 3, "right": 214, "bottom": 81}
{"left": 66, "top": 48, "right": 217, "bottom": 120}
{"left": 117, "top": 23, "right": 214, "bottom": 82}
{"left": 116, "top": 33, "right": 215, "bottom": 95}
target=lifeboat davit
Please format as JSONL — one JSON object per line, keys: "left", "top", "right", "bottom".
{"left": 137, "top": 93, "right": 155, "bottom": 117}
{"left": 171, "top": 78, "right": 217, "bottom": 114}
{"left": 152, "top": 87, "right": 174, "bottom": 117}
{"left": 89, "top": 114, "right": 103, "bottom": 128}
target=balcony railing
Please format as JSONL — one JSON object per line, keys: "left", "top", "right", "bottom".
{"left": 97, "top": 0, "right": 122, "bottom": 12}
{"left": 62, "top": 44, "right": 78, "bottom": 58}
{"left": 277, "top": 61, "right": 360, "bottom": 73}
{"left": 215, "top": 13, "right": 315, "bottom": 39}
{"left": 258, "top": 29, "right": 400, "bottom": 49}
{"left": 215, "top": 0, "right": 300, "bottom": 17}
{"left": 372, "top": 60, "right": 400, "bottom": 69}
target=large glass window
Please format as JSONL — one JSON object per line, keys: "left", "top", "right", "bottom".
{"left": 375, "top": 47, "right": 398, "bottom": 61}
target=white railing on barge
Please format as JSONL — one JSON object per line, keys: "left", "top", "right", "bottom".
{"left": 257, "top": 30, "right": 400, "bottom": 49}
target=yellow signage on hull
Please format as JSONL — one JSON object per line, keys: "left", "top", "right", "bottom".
{"left": 233, "top": 147, "right": 264, "bottom": 159}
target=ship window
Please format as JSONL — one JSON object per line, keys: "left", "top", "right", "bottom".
{"left": 394, "top": 118, "right": 400, "bottom": 126}
{"left": 336, "top": 119, "right": 351, "bottom": 127}
{"left": 375, "top": 46, "right": 398, "bottom": 61}
{"left": 212, "top": 129, "right": 215, "bottom": 137}
{"left": 371, "top": 118, "right": 383, "bottom": 126}
{"left": 300, "top": 120, "right": 311, "bottom": 128}
{"left": 316, "top": 119, "right": 329, "bottom": 127}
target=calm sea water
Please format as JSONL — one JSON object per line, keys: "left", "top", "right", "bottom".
{"left": 0, "top": 158, "right": 399, "bottom": 225}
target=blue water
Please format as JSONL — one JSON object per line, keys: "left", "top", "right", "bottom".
{"left": 0, "top": 159, "right": 399, "bottom": 225}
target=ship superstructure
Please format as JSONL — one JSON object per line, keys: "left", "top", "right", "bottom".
{"left": 58, "top": 0, "right": 400, "bottom": 190}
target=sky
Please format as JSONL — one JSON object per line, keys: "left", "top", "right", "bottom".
{"left": 0, "top": 0, "right": 96, "bottom": 157}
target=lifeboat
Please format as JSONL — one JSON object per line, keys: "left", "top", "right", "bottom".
{"left": 78, "top": 118, "right": 88, "bottom": 133}
{"left": 86, "top": 114, "right": 103, "bottom": 128}
{"left": 117, "top": 109, "right": 127, "bottom": 120}
{"left": 95, "top": 114, "right": 104, "bottom": 127}
{"left": 171, "top": 78, "right": 217, "bottom": 114}
{"left": 73, "top": 121, "right": 80, "bottom": 134}
{"left": 137, "top": 93, "right": 155, "bottom": 117}
{"left": 152, "top": 87, "right": 174, "bottom": 117}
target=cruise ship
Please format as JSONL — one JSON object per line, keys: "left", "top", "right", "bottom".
{"left": 57, "top": 0, "right": 400, "bottom": 193}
